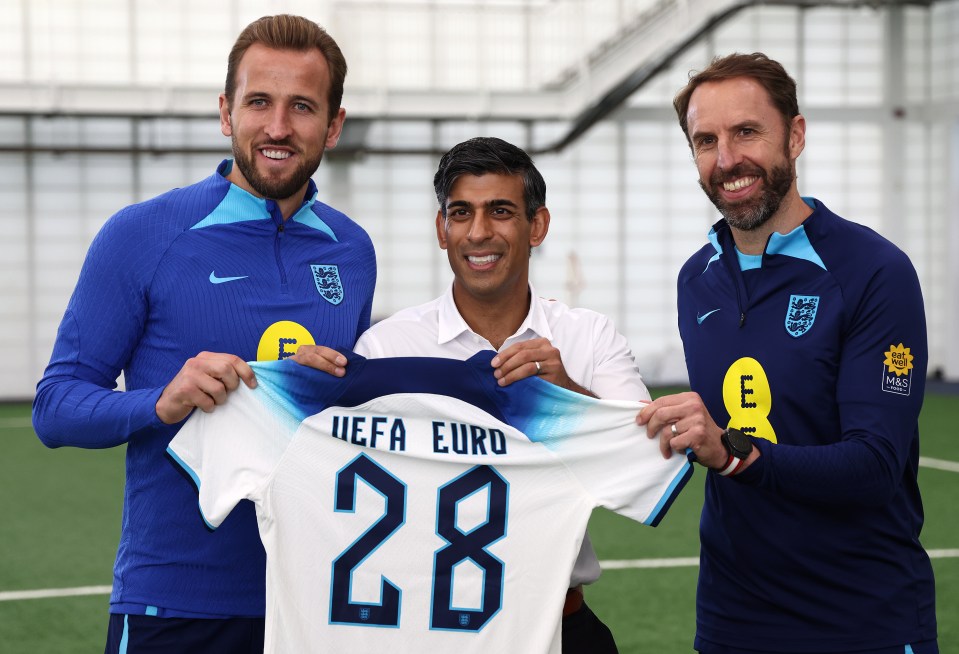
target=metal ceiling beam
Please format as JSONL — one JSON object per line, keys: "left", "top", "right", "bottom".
{"left": 0, "top": 0, "right": 939, "bottom": 157}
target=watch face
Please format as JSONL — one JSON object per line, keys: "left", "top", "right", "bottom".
{"left": 723, "top": 428, "right": 753, "bottom": 458}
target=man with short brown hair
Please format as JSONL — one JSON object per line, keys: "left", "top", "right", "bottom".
{"left": 639, "top": 52, "right": 938, "bottom": 653}
{"left": 33, "top": 15, "right": 374, "bottom": 652}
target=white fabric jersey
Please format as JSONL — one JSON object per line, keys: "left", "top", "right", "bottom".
{"left": 355, "top": 283, "right": 649, "bottom": 586}
{"left": 168, "top": 354, "right": 691, "bottom": 654}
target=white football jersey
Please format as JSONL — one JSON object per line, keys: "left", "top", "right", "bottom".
{"left": 167, "top": 353, "right": 692, "bottom": 654}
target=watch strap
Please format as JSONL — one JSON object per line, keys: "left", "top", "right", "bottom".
{"left": 717, "top": 453, "right": 747, "bottom": 477}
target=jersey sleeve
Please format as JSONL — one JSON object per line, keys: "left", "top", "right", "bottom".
{"left": 503, "top": 380, "right": 693, "bottom": 526}
{"left": 581, "top": 313, "right": 651, "bottom": 402}
{"left": 32, "top": 209, "right": 166, "bottom": 449}
{"left": 166, "top": 365, "right": 301, "bottom": 529}
{"left": 353, "top": 235, "right": 375, "bottom": 344}
{"left": 737, "top": 250, "right": 927, "bottom": 506}
{"left": 355, "top": 290, "right": 374, "bottom": 345}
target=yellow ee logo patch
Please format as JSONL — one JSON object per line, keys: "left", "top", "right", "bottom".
{"left": 257, "top": 321, "right": 315, "bottom": 361}
{"left": 722, "top": 357, "right": 777, "bottom": 443}
{"left": 881, "top": 343, "right": 913, "bottom": 395}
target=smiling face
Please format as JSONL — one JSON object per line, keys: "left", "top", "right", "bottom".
{"left": 219, "top": 43, "right": 345, "bottom": 216}
{"left": 436, "top": 173, "right": 549, "bottom": 312}
{"left": 686, "top": 76, "right": 804, "bottom": 232}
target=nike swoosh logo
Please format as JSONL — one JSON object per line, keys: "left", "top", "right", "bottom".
{"left": 209, "top": 272, "right": 249, "bottom": 284}
{"left": 697, "top": 309, "right": 721, "bottom": 325}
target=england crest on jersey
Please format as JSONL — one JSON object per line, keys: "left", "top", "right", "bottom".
{"left": 785, "top": 294, "right": 819, "bottom": 337}
{"left": 311, "top": 264, "right": 344, "bottom": 305}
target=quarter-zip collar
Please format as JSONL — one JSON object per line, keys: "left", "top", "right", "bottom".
{"left": 190, "top": 159, "right": 336, "bottom": 241}
{"left": 703, "top": 197, "right": 825, "bottom": 328}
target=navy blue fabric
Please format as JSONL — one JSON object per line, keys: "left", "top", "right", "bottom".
{"left": 680, "top": 200, "right": 936, "bottom": 652}
{"left": 694, "top": 638, "right": 938, "bottom": 654}
{"left": 562, "top": 602, "right": 618, "bottom": 654}
{"left": 105, "top": 614, "right": 264, "bottom": 654}
{"left": 263, "top": 350, "right": 509, "bottom": 423}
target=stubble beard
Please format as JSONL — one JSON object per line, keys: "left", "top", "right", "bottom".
{"left": 231, "top": 135, "right": 324, "bottom": 201}
{"left": 700, "top": 156, "right": 794, "bottom": 232}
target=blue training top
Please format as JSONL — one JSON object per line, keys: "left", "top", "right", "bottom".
{"left": 680, "top": 198, "right": 937, "bottom": 653}
{"left": 32, "top": 159, "right": 376, "bottom": 618}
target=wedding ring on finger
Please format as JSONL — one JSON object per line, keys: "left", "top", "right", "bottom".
{"left": 534, "top": 361, "right": 543, "bottom": 375}
{"left": 670, "top": 422, "right": 679, "bottom": 438}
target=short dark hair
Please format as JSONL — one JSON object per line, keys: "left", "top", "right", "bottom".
{"left": 224, "top": 14, "right": 347, "bottom": 122}
{"left": 673, "top": 52, "right": 799, "bottom": 144}
{"left": 433, "top": 137, "right": 546, "bottom": 221}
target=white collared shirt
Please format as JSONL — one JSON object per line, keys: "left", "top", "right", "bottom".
{"left": 354, "top": 283, "right": 650, "bottom": 585}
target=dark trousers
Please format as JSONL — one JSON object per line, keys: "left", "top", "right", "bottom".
{"left": 106, "top": 603, "right": 617, "bottom": 653}
{"left": 105, "top": 614, "right": 264, "bottom": 654}
{"left": 562, "top": 601, "right": 619, "bottom": 654}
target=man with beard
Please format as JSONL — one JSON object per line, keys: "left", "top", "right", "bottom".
{"left": 32, "top": 15, "right": 374, "bottom": 653}
{"left": 637, "top": 53, "right": 938, "bottom": 653}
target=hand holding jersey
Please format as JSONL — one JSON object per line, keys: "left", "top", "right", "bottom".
{"left": 637, "top": 391, "right": 759, "bottom": 472}
{"left": 289, "top": 344, "right": 350, "bottom": 377}
{"left": 490, "top": 337, "right": 594, "bottom": 396}
{"left": 156, "top": 352, "right": 258, "bottom": 424}
{"left": 159, "top": 346, "right": 348, "bottom": 426}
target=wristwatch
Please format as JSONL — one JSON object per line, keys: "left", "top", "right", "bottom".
{"left": 718, "top": 427, "right": 753, "bottom": 477}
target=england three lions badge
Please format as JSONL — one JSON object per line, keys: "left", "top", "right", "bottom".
{"left": 785, "top": 295, "right": 819, "bottom": 337}
{"left": 311, "top": 264, "right": 344, "bottom": 305}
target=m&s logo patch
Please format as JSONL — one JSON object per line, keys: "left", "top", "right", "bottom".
{"left": 881, "top": 343, "right": 914, "bottom": 395}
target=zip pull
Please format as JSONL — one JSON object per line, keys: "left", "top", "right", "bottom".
{"left": 739, "top": 312, "right": 746, "bottom": 327}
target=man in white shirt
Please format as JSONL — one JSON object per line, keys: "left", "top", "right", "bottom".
{"left": 297, "top": 136, "right": 649, "bottom": 652}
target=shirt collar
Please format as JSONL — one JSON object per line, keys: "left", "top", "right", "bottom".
{"left": 437, "top": 285, "right": 472, "bottom": 345}
{"left": 436, "top": 282, "right": 554, "bottom": 348}
{"left": 203, "top": 159, "right": 332, "bottom": 238}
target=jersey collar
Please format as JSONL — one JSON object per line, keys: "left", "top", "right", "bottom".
{"left": 191, "top": 160, "right": 334, "bottom": 241}
{"left": 705, "top": 196, "right": 826, "bottom": 272}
